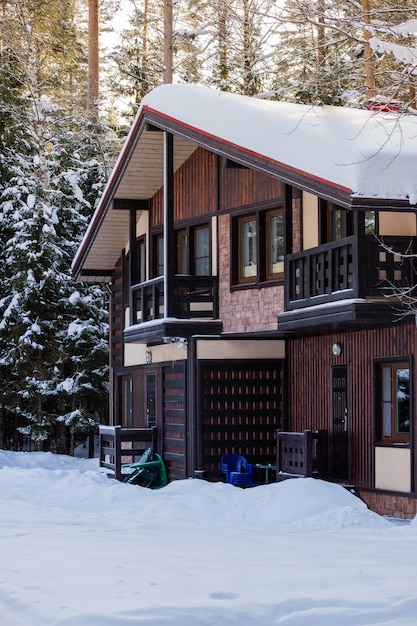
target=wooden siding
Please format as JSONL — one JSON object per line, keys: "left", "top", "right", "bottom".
{"left": 150, "top": 147, "right": 284, "bottom": 228}
{"left": 110, "top": 258, "right": 123, "bottom": 368}
{"left": 163, "top": 361, "right": 187, "bottom": 479}
{"left": 288, "top": 323, "right": 416, "bottom": 489}
{"left": 198, "top": 360, "right": 285, "bottom": 477}
{"left": 151, "top": 148, "right": 218, "bottom": 227}
{"left": 219, "top": 166, "right": 283, "bottom": 210}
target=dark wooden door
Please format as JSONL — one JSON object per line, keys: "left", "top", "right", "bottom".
{"left": 331, "top": 365, "right": 349, "bottom": 480}
{"left": 146, "top": 372, "right": 156, "bottom": 428}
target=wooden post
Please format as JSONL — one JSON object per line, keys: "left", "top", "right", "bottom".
{"left": 114, "top": 425, "right": 122, "bottom": 480}
{"left": 164, "top": 132, "right": 175, "bottom": 317}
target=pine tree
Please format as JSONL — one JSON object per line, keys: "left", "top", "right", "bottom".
{"left": 276, "top": 0, "right": 417, "bottom": 106}
{"left": 0, "top": 0, "right": 114, "bottom": 453}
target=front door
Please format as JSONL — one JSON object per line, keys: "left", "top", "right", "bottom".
{"left": 331, "top": 365, "right": 349, "bottom": 480}
{"left": 146, "top": 372, "right": 156, "bottom": 428}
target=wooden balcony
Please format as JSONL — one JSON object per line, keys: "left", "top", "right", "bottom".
{"left": 125, "top": 274, "right": 222, "bottom": 343}
{"left": 131, "top": 274, "right": 219, "bottom": 323}
{"left": 285, "top": 235, "right": 416, "bottom": 311}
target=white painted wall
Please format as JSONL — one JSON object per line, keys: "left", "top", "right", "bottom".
{"left": 375, "top": 446, "right": 411, "bottom": 492}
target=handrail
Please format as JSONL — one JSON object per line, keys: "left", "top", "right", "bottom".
{"left": 285, "top": 235, "right": 416, "bottom": 310}
{"left": 99, "top": 425, "right": 157, "bottom": 481}
{"left": 130, "top": 274, "right": 218, "bottom": 323}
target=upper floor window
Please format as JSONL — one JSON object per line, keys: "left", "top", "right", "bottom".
{"left": 320, "top": 200, "right": 353, "bottom": 243}
{"left": 376, "top": 360, "right": 410, "bottom": 444}
{"left": 234, "top": 207, "right": 283, "bottom": 286}
{"left": 195, "top": 225, "right": 210, "bottom": 275}
{"left": 176, "top": 223, "right": 210, "bottom": 276}
{"left": 135, "top": 236, "right": 146, "bottom": 284}
{"left": 239, "top": 216, "right": 257, "bottom": 282}
{"left": 177, "top": 229, "right": 188, "bottom": 274}
{"left": 154, "top": 233, "right": 164, "bottom": 278}
{"left": 152, "top": 223, "right": 211, "bottom": 278}
{"left": 267, "top": 210, "right": 284, "bottom": 279}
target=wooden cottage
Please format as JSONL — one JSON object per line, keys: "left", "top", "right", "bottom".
{"left": 72, "top": 84, "right": 417, "bottom": 518}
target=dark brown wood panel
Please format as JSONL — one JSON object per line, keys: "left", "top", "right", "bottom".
{"left": 219, "top": 166, "right": 283, "bottom": 211}
{"left": 288, "top": 323, "right": 416, "bottom": 489}
{"left": 110, "top": 259, "right": 123, "bottom": 368}
{"left": 151, "top": 148, "right": 218, "bottom": 227}
{"left": 162, "top": 361, "right": 187, "bottom": 479}
{"left": 132, "top": 367, "right": 146, "bottom": 428}
{"left": 198, "top": 360, "right": 285, "bottom": 475}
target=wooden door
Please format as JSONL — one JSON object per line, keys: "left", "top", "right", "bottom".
{"left": 331, "top": 365, "right": 349, "bottom": 480}
{"left": 146, "top": 372, "right": 156, "bottom": 428}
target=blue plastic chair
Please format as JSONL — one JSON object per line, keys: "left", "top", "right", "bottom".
{"left": 220, "top": 453, "right": 254, "bottom": 487}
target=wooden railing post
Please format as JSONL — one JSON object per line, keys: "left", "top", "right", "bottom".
{"left": 114, "top": 425, "right": 122, "bottom": 480}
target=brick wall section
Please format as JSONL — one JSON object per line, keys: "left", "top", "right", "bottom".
{"left": 359, "top": 489, "right": 417, "bottom": 520}
{"left": 218, "top": 214, "right": 284, "bottom": 333}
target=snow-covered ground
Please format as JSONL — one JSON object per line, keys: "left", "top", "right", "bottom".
{"left": 1, "top": 451, "right": 416, "bottom": 626}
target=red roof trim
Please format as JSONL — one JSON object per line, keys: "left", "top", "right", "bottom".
{"left": 143, "top": 104, "right": 353, "bottom": 196}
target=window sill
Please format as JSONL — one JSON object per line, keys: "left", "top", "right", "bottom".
{"left": 375, "top": 441, "right": 410, "bottom": 448}
{"left": 231, "top": 278, "right": 283, "bottom": 291}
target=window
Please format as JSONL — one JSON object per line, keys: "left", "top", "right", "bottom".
{"left": 234, "top": 207, "right": 283, "bottom": 285}
{"left": 131, "top": 236, "right": 146, "bottom": 285}
{"left": 177, "top": 229, "right": 188, "bottom": 274}
{"left": 176, "top": 223, "right": 210, "bottom": 276}
{"left": 195, "top": 225, "right": 210, "bottom": 276}
{"left": 320, "top": 200, "right": 353, "bottom": 243}
{"left": 267, "top": 210, "right": 284, "bottom": 279}
{"left": 152, "top": 233, "right": 164, "bottom": 278}
{"left": 376, "top": 361, "right": 410, "bottom": 443}
{"left": 238, "top": 216, "right": 257, "bottom": 282}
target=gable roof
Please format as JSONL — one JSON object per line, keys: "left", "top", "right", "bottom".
{"left": 72, "top": 84, "right": 417, "bottom": 281}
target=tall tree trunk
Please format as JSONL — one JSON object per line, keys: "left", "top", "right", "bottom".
{"left": 218, "top": 0, "right": 228, "bottom": 87}
{"left": 163, "top": 0, "right": 173, "bottom": 83}
{"left": 88, "top": 0, "right": 99, "bottom": 120}
{"left": 362, "top": 0, "right": 375, "bottom": 99}
{"left": 317, "top": 0, "right": 325, "bottom": 73}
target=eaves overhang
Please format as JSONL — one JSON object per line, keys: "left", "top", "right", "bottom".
{"left": 73, "top": 84, "right": 417, "bottom": 282}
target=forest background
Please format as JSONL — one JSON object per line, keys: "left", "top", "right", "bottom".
{"left": 1, "top": 0, "right": 417, "bottom": 456}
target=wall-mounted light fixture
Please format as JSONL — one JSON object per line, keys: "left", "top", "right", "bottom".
{"left": 145, "top": 350, "right": 152, "bottom": 364}
{"left": 332, "top": 342, "right": 342, "bottom": 357}
{"left": 162, "top": 336, "right": 188, "bottom": 350}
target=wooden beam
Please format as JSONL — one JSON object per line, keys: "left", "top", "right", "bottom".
{"left": 113, "top": 199, "right": 150, "bottom": 211}
{"left": 284, "top": 184, "right": 293, "bottom": 255}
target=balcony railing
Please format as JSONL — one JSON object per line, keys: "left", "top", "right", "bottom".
{"left": 285, "top": 235, "right": 416, "bottom": 310}
{"left": 99, "top": 425, "right": 157, "bottom": 481}
{"left": 131, "top": 275, "right": 218, "bottom": 324}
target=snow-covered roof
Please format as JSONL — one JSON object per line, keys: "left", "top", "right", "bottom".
{"left": 142, "top": 84, "right": 417, "bottom": 203}
{"left": 73, "top": 84, "right": 417, "bottom": 280}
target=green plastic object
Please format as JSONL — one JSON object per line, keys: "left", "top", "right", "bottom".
{"left": 122, "top": 450, "right": 168, "bottom": 489}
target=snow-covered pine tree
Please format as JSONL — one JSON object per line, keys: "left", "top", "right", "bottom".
{"left": 0, "top": 0, "right": 115, "bottom": 454}
{"left": 275, "top": 0, "right": 417, "bottom": 106}
{"left": 0, "top": 98, "right": 111, "bottom": 453}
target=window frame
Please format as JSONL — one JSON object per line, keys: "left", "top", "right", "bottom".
{"left": 319, "top": 200, "right": 353, "bottom": 244}
{"left": 232, "top": 205, "right": 284, "bottom": 287}
{"left": 375, "top": 358, "right": 411, "bottom": 445}
{"left": 266, "top": 208, "right": 285, "bottom": 280}
{"left": 238, "top": 214, "right": 258, "bottom": 284}
{"left": 175, "top": 221, "right": 211, "bottom": 276}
